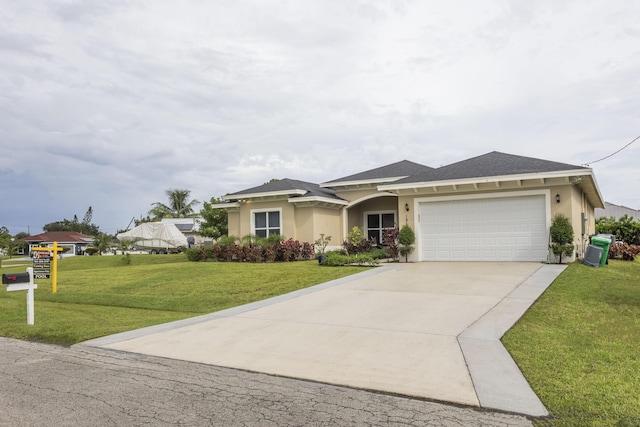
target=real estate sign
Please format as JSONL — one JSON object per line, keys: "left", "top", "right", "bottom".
{"left": 32, "top": 251, "right": 51, "bottom": 279}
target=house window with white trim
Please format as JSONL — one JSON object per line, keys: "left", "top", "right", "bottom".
{"left": 366, "top": 212, "right": 396, "bottom": 244}
{"left": 252, "top": 209, "right": 281, "bottom": 238}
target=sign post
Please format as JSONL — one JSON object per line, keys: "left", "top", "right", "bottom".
{"left": 30, "top": 241, "right": 63, "bottom": 293}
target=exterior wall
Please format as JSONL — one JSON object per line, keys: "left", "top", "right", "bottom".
{"left": 227, "top": 210, "right": 241, "bottom": 238}
{"left": 294, "top": 207, "right": 342, "bottom": 244}
{"left": 333, "top": 188, "right": 379, "bottom": 203}
{"left": 548, "top": 184, "right": 596, "bottom": 257}
{"left": 227, "top": 202, "right": 342, "bottom": 244}
{"left": 236, "top": 200, "right": 296, "bottom": 239}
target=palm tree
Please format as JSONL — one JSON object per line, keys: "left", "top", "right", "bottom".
{"left": 149, "top": 189, "right": 200, "bottom": 220}
{"left": 91, "top": 233, "right": 113, "bottom": 255}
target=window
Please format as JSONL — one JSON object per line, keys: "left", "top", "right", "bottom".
{"left": 252, "top": 210, "right": 281, "bottom": 238}
{"left": 366, "top": 212, "right": 395, "bottom": 244}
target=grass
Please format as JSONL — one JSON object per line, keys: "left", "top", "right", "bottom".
{"left": 0, "top": 254, "right": 366, "bottom": 345}
{"left": 502, "top": 259, "right": 640, "bottom": 427}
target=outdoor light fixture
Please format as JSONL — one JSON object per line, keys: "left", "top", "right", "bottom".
{"left": 405, "top": 203, "right": 410, "bottom": 212}
{"left": 556, "top": 194, "right": 561, "bottom": 204}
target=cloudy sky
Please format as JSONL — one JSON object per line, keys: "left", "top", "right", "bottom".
{"left": 1, "top": 0, "right": 639, "bottom": 235}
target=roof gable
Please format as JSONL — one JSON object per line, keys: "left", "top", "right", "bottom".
{"left": 393, "top": 152, "right": 588, "bottom": 184}
{"left": 224, "top": 178, "right": 343, "bottom": 201}
{"left": 322, "top": 160, "right": 434, "bottom": 187}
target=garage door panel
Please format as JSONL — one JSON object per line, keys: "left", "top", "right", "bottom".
{"left": 420, "top": 195, "right": 547, "bottom": 262}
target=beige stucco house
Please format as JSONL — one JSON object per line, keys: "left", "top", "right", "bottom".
{"left": 217, "top": 152, "right": 605, "bottom": 262}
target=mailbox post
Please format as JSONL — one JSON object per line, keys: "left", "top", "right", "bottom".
{"left": 3, "top": 267, "right": 38, "bottom": 325}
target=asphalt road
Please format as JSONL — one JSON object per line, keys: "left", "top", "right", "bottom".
{"left": 0, "top": 338, "right": 532, "bottom": 426}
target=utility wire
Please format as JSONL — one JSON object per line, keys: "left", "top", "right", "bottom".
{"left": 582, "top": 134, "right": 640, "bottom": 166}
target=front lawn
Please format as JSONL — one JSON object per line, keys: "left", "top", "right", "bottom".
{"left": 503, "top": 260, "right": 640, "bottom": 426}
{"left": 0, "top": 255, "right": 366, "bottom": 345}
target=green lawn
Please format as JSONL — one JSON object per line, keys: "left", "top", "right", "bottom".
{"left": 503, "top": 259, "right": 640, "bottom": 427}
{"left": 0, "top": 254, "right": 366, "bottom": 345}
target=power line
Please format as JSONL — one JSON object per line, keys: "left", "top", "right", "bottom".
{"left": 583, "top": 134, "right": 640, "bottom": 166}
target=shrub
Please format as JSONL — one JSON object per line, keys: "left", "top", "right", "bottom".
{"left": 301, "top": 242, "right": 315, "bottom": 259}
{"left": 550, "top": 214, "right": 574, "bottom": 264}
{"left": 186, "top": 247, "right": 202, "bottom": 262}
{"left": 398, "top": 225, "right": 415, "bottom": 262}
{"left": 382, "top": 227, "right": 399, "bottom": 261}
{"left": 343, "top": 226, "right": 377, "bottom": 254}
{"left": 366, "top": 247, "right": 388, "bottom": 260}
{"left": 186, "top": 236, "right": 315, "bottom": 263}
{"left": 314, "top": 234, "right": 331, "bottom": 254}
{"left": 321, "top": 251, "right": 350, "bottom": 266}
{"left": 320, "top": 251, "right": 379, "bottom": 267}
{"left": 244, "top": 246, "right": 263, "bottom": 263}
{"left": 596, "top": 215, "right": 640, "bottom": 244}
{"left": 609, "top": 242, "right": 640, "bottom": 261}
{"left": 84, "top": 247, "right": 99, "bottom": 256}
{"left": 276, "top": 238, "right": 299, "bottom": 262}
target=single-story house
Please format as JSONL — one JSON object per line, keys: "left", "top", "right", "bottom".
{"left": 19, "top": 231, "right": 94, "bottom": 256}
{"left": 216, "top": 151, "right": 605, "bottom": 262}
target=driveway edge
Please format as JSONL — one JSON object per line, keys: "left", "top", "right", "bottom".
{"left": 82, "top": 265, "right": 398, "bottom": 348}
{"left": 458, "top": 264, "right": 567, "bottom": 417}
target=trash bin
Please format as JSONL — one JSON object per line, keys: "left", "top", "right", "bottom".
{"left": 582, "top": 245, "right": 603, "bottom": 267}
{"left": 590, "top": 235, "right": 612, "bottom": 267}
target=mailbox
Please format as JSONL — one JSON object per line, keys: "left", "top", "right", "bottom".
{"left": 2, "top": 272, "right": 31, "bottom": 285}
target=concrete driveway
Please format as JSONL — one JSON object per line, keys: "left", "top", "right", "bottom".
{"left": 84, "top": 262, "right": 565, "bottom": 417}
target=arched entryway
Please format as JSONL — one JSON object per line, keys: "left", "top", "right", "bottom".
{"left": 343, "top": 193, "right": 399, "bottom": 245}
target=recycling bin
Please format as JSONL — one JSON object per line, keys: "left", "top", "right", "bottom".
{"left": 590, "top": 235, "right": 612, "bottom": 267}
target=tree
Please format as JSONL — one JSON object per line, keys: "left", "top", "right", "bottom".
{"left": 398, "top": 224, "right": 416, "bottom": 262}
{"left": 90, "top": 233, "right": 113, "bottom": 255}
{"left": 149, "top": 189, "right": 200, "bottom": 220}
{"left": 550, "top": 214, "right": 575, "bottom": 264}
{"left": 43, "top": 207, "right": 100, "bottom": 235}
{"left": 0, "top": 227, "right": 12, "bottom": 257}
{"left": 199, "top": 197, "right": 228, "bottom": 239}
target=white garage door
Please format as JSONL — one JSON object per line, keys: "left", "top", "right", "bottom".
{"left": 420, "top": 195, "right": 548, "bottom": 262}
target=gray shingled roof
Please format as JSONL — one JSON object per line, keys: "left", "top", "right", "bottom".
{"left": 226, "top": 178, "right": 344, "bottom": 201}
{"left": 323, "top": 160, "right": 434, "bottom": 185}
{"left": 392, "top": 152, "right": 588, "bottom": 184}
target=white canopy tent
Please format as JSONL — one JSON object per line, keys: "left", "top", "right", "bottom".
{"left": 117, "top": 222, "right": 188, "bottom": 253}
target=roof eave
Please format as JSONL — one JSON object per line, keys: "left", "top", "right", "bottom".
{"left": 212, "top": 202, "right": 241, "bottom": 210}
{"left": 224, "top": 189, "right": 307, "bottom": 201}
{"left": 379, "top": 169, "right": 593, "bottom": 192}
{"left": 288, "top": 196, "right": 349, "bottom": 208}
{"left": 320, "top": 176, "right": 409, "bottom": 189}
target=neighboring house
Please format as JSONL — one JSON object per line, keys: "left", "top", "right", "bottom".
{"left": 19, "top": 231, "right": 94, "bottom": 257}
{"left": 595, "top": 202, "right": 640, "bottom": 221}
{"left": 160, "top": 217, "right": 204, "bottom": 245}
{"left": 217, "top": 152, "right": 605, "bottom": 262}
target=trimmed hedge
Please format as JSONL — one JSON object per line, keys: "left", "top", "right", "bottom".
{"left": 186, "top": 238, "right": 315, "bottom": 262}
